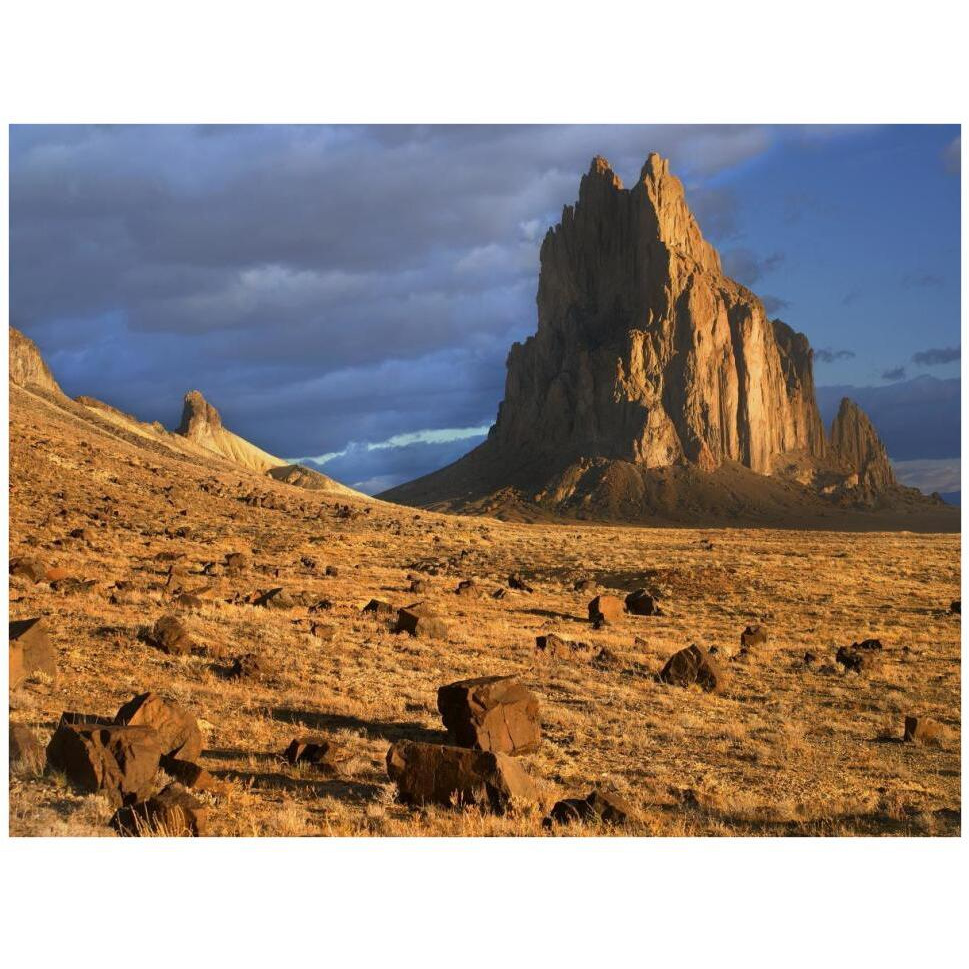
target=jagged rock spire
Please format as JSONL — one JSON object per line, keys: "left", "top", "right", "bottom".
{"left": 830, "top": 397, "right": 896, "bottom": 491}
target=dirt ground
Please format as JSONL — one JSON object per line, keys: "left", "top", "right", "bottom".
{"left": 7, "top": 385, "right": 962, "bottom": 836}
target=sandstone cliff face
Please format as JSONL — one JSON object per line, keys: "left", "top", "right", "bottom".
{"left": 829, "top": 397, "right": 896, "bottom": 493}
{"left": 489, "top": 154, "right": 825, "bottom": 476}
{"left": 9, "top": 327, "right": 65, "bottom": 398}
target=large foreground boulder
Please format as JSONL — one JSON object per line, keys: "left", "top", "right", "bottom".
{"left": 114, "top": 692, "right": 202, "bottom": 762}
{"left": 111, "top": 783, "right": 210, "bottom": 836}
{"left": 9, "top": 618, "right": 57, "bottom": 688}
{"left": 386, "top": 740, "right": 538, "bottom": 813}
{"left": 437, "top": 675, "right": 541, "bottom": 754}
{"left": 659, "top": 644, "right": 725, "bottom": 693}
{"left": 47, "top": 718, "right": 162, "bottom": 806}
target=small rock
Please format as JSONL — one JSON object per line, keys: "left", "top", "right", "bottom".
{"left": 160, "top": 755, "right": 226, "bottom": 792}
{"left": 361, "top": 598, "right": 395, "bottom": 617}
{"left": 283, "top": 737, "right": 349, "bottom": 773}
{"left": 310, "top": 622, "right": 336, "bottom": 641}
{"left": 950, "top": 600, "right": 960, "bottom": 615}
{"left": 227, "top": 653, "right": 272, "bottom": 681}
{"left": 148, "top": 615, "right": 194, "bottom": 655}
{"left": 588, "top": 594, "right": 624, "bottom": 627}
{"left": 740, "top": 624, "right": 768, "bottom": 648}
{"left": 903, "top": 716, "right": 945, "bottom": 746}
{"left": 254, "top": 587, "right": 295, "bottom": 609}
{"left": 454, "top": 578, "right": 482, "bottom": 598}
{"left": 395, "top": 603, "right": 448, "bottom": 639}
{"left": 508, "top": 572, "right": 534, "bottom": 593}
{"left": 545, "top": 789, "right": 638, "bottom": 827}
{"left": 535, "top": 633, "right": 594, "bottom": 662}
{"left": 659, "top": 644, "right": 725, "bottom": 693}
{"left": 625, "top": 588, "right": 661, "bottom": 616}
{"left": 10, "top": 556, "right": 47, "bottom": 583}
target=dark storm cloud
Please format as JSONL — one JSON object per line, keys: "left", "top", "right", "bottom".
{"left": 912, "top": 346, "right": 960, "bottom": 366}
{"left": 813, "top": 348, "right": 856, "bottom": 364}
{"left": 720, "top": 248, "right": 785, "bottom": 286}
{"left": 881, "top": 366, "right": 907, "bottom": 381}
{"left": 12, "top": 124, "right": 940, "bottom": 490}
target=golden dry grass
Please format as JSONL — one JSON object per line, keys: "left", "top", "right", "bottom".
{"left": 7, "top": 386, "right": 961, "bottom": 836}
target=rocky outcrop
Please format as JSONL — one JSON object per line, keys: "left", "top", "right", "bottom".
{"left": 829, "top": 397, "right": 896, "bottom": 493}
{"left": 176, "top": 390, "right": 286, "bottom": 474}
{"left": 9, "top": 326, "right": 65, "bottom": 398}
{"left": 381, "top": 153, "right": 929, "bottom": 524}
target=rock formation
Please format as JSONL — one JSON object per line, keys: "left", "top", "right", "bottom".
{"left": 381, "top": 153, "right": 929, "bottom": 523}
{"left": 9, "top": 326, "right": 65, "bottom": 398}
{"left": 829, "top": 397, "right": 896, "bottom": 493}
{"left": 176, "top": 390, "right": 285, "bottom": 474}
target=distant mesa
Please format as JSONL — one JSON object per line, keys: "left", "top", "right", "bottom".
{"left": 380, "top": 152, "right": 949, "bottom": 525}
{"left": 8, "top": 327, "right": 366, "bottom": 500}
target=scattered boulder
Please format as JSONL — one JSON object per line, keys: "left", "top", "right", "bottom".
{"left": 624, "top": 589, "right": 661, "bottom": 616}
{"left": 9, "top": 618, "right": 57, "bottom": 688}
{"left": 224, "top": 552, "right": 250, "bottom": 573}
{"left": 147, "top": 615, "right": 194, "bottom": 655}
{"left": 111, "top": 783, "right": 209, "bottom": 836}
{"left": 508, "top": 572, "right": 534, "bottom": 593}
{"left": 803, "top": 651, "right": 818, "bottom": 665}
{"left": 903, "top": 716, "right": 945, "bottom": 746}
{"left": 588, "top": 594, "right": 624, "bottom": 627}
{"left": 740, "top": 624, "right": 768, "bottom": 648}
{"left": 534, "top": 633, "right": 594, "bottom": 662}
{"left": 545, "top": 789, "right": 638, "bottom": 827}
{"left": 573, "top": 578, "right": 594, "bottom": 593}
{"left": 361, "top": 598, "right": 395, "bottom": 617}
{"left": 835, "top": 644, "right": 882, "bottom": 675}
{"left": 408, "top": 577, "right": 428, "bottom": 594}
{"left": 659, "top": 644, "right": 725, "bottom": 693}
{"left": 386, "top": 740, "right": 538, "bottom": 813}
{"left": 283, "top": 737, "right": 349, "bottom": 773}
{"left": 437, "top": 675, "right": 541, "bottom": 755}
{"left": 254, "top": 587, "right": 296, "bottom": 609}
{"left": 174, "top": 593, "right": 204, "bottom": 611}
{"left": 46, "top": 718, "right": 162, "bottom": 806}
{"left": 9, "top": 724, "right": 45, "bottom": 773}
{"left": 950, "top": 600, "right": 960, "bottom": 615}
{"left": 395, "top": 603, "right": 448, "bottom": 639}
{"left": 114, "top": 692, "right": 202, "bottom": 762}
{"left": 10, "top": 556, "right": 47, "bottom": 583}
{"left": 454, "top": 578, "right": 482, "bottom": 598}
{"left": 228, "top": 653, "right": 273, "bottom": 681}
{"left": 325, "top": 565, "right": 339, "bottom": 577}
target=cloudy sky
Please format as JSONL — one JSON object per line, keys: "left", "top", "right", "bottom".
{"left": 9, "top": 124, "right": 961, "bottom": 498}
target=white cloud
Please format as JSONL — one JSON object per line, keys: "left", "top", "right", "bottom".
{"left": 295, "top": 424, "right": 490, "bottom": 465}
{"left": 891, "top": 458, "right": 960, "bottom": 495}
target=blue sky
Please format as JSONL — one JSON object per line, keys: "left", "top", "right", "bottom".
{"left": 9, "top": 124, "right": 961, "bottom": 496}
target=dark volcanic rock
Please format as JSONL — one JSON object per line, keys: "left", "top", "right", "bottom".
{"left": 148, "top": 615, "right": 194, "bottom": 655}
{"left": 437, "top": 675, "right": 541, "bottom": 755}
{"left": 395, "top": 602, "right": 448, "bottom": 639}
{"left": 385, "top": 740, "right": 538, "bottom": 812}
{"left": 283, "top": 737, "right": 349, "bottom": 773}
